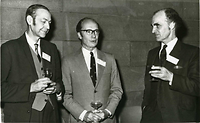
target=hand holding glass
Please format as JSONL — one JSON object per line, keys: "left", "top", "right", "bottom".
{"left": 90, "top": 101, "right": 103, "bottom": 123}
{"left": 43, "top": 68, "right": 52, "bottom": 79}
{"left": 42, "top": 68, "right": 53, "bottom": 87}
{"left": 148, "top": 65, "right": 161, "bottom": 82}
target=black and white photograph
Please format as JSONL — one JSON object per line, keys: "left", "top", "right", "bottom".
{"left": 1, "top": 0, "right": 199, "bottom": 123}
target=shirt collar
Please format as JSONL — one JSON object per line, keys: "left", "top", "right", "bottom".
{"left": 82, "top": 47, "right": 97, "bottom": 58}
{"left": 161, "top": 37, "right": 178, "bottom": 55}
{"left": 25, "top": 32, "right": 41, "bottom": 55}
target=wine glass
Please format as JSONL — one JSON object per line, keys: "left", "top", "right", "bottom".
{"left": 43, "top": 68, "right": 53, "bottom": 79}
{"left": 147, "top": 65, "right": 159, "bottom": 82}
{"left": 90, "top": 101, "right": 103, "bottom": 123}
{"left": 90, "top": 101, "right": 102, "bottom": 113}
{"left": 42, "top": 68, "right": 53, "bottom": 88}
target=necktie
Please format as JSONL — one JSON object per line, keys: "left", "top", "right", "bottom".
{"left": 90, "top": 52, "right": 97, "bottom": 86}
{"left": 160, "top": 45, "right": 167, "bottom": 66}
{"left": 34, "top": 44, "right": 41, "bottom": 62}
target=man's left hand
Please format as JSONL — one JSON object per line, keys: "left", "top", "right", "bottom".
{"left": 95, "top": 110, "right": 109, "bottom": 122}
{"left": 149, "top": 66, "right": 173, "bottom": 82}
{"left": 43, "top": 82, "right": 57, "bottom": 94}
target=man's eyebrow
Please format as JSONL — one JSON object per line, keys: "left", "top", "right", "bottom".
{"left": 151, "top": 23, "right": 160, "bottom": 26}
{"left": 42, "top": 18, "right": 51, "bottom": 22}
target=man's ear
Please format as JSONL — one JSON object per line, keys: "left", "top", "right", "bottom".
{"left": 169, "top": 22, "right": 175, "bottom": 30}
{"left": 26, "top": 15, "right": 33, "bottom": 25}
{"left": 77, "top": 32, "right": 82, "bottom": 39}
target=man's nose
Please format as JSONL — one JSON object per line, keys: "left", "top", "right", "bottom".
{"left": 45, "top": 22, "right": 50, "bottom": 29}
{"left": 91, "top": 33, "right": 97, "bottom": 38}
{"left": 152, "top": 27, "right": 156, "bottom": 34}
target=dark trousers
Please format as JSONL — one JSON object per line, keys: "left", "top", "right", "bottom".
{"left": 140, "top": 103, "right": 163, "bottom": 123}
{"left": 30, "top": 101, "right": 57, "bottom": 123}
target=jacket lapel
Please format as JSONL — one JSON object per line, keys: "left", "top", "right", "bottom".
{"left": 95, "top": 50, "right": 106, "bottom": 88}
{"left": 77, "top": 49, "right": 90, "bottom": 73}
{"left": 169, "top": 41, "right": 182, "bottom": 60}
{"left": 149, "top": 47, "right": 160, "bottom": 66}
{"left": 40, "top": 40, "right": 51, "bottom": 69}
{"left": 165, "top": 41, "right": 182, "bottom": 71}
{"left": 19, "top": 34, "right": 38, "bottom": 78}
{"left": 76, "top": 49, "right": 106, "bottom": 88}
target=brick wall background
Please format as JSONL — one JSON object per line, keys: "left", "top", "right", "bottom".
{"left": 1, "top": 0, "right": 199, "bottom": 122}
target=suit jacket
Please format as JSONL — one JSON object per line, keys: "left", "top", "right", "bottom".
{"left": 142, "top": 41, "right": 199, "bottom": 122}
{"left": 62, "top": 48, "right": 123, "bottom": 123}
{"left": 1, "top": 33, "right": 63, "bottom": 122}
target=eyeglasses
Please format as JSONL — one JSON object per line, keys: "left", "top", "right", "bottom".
{"left": 81, "top": 29, "right": 100, "bottom": 35}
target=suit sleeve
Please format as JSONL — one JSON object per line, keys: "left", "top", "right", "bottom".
{"left": 1, "top": 43, "right": 31, "bottom": 102}
{"left": 52, "top": 44, "right": 64, "bottom": 94}
{"left": 169, "top": 48, "right": 199, "bottom": 97}
{"left": 62, "top": 57, "right": 85, "bottom": 120}
{"left": 105, "top": 56, "right": 123, "bottom": 116}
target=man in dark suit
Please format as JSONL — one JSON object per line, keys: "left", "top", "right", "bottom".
{"left": 141, "top": 8, "right": 199, "bottom": 122}
{"left": 1, "top": 4, "right": 63, "bottom": 122}
{"left": 62, "top": 17, "right": 123, "bottom": 123}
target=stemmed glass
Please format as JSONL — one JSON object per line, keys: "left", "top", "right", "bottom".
{"left": 147, "top": 65, "right": 159, "bottom": 82}
{"left": 43, "top": 68, "right": 53, "bottom": 79}
{"left": 42, "top": 68, "right": 53, "bottom": 87}
{"left": 90, "top": 101, "right": 103, "bottom": 123}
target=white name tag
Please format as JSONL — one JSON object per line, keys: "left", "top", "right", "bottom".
{"left": 42, "top": 52, "right": 51, "bottom": 62}
{"left": 166, "top": 55, "right": 179, "bottom": 65}
{"left": 97, "top": 58, "right": 106, "bottom": 67}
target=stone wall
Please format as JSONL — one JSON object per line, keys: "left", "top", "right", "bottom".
{"left": 1, "top": 0, "right": 199, "bottom": 122}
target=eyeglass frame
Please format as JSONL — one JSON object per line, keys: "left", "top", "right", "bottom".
{"left": 80, "top": 29, "right": 100, "bottom": 35}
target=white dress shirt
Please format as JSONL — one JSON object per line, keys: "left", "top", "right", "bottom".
{"left": 160, "top": 37, "right": 178, "bottom": 85}
{"left": 25, "top": 32, "right": 41, "bottom": 56}
{"left": 79, "top": 47, "right": 111, "bottom": 121}
{"left": 160, "top": 37, "right": 178, "bottom": 59}
{"left": 82, "top": 47, "right": 98, "bottom": 74}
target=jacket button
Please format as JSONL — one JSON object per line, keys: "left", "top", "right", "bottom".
{"left": 27, "top": 110, "right": 30, "bottom": 113}
{"left": 94, "top": 90, "right": 97, "bottom": 93}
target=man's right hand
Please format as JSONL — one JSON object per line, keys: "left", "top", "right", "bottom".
{"left": 30, "top": 77, "right": 52, "bottom": 92}
{"left": 83, "top": 111, "right": 102, "bottom": 123}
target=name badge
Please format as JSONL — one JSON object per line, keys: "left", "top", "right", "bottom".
{"left": 166, "top": 55, "right": 179, "bottom": 65}
{"left": 42, "top": 52, "right": 51, "bottom": 62}
{"left": 97, "top": 58, "right": 106, "bottom": 67}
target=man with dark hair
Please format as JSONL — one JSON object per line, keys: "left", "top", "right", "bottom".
{"left": 62, "top": 17, "right": 123, "bottom": 123}
{"left": 1, "top": 4, "right": 63, "bottom": 122}
{"left": 141, "top": 8, "right": 199, "bottom": 122}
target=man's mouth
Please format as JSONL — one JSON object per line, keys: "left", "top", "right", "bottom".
{"left": 155, "top": 34, "right": 160, "bottom": 38}
{"left": 41, "top": 30, "right": 49, "bottom": 34}
{"left": 91, "top": 40, "right": 97, "bottom": 43}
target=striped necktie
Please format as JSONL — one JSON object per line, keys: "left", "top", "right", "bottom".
{"left": 34, "top": 44, "right": 41, "bottom": 62}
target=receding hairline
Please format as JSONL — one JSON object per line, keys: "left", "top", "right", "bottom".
{"left": 81, "top": 19, "right": 98, "bottom": 27}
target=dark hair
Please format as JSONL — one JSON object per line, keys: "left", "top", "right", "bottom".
{"left": 154, "top": 8, "right": 187, "bottom": 39}
{"left": 25, "top": 4, "right": 50, "bottom": 25}
{"left": 76, "top": 17, "right": 99, "bottom": 32}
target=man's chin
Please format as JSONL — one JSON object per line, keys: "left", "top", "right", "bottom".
{"left": 40, "top": 34, "right": 47, "bottom": 38}
{"left": 155, "top": 38, "right": 162, "bottom": 42}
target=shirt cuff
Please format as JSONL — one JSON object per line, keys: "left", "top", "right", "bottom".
{"left": 56, "top": 92, "right": 62, "bottom": 101}
{"left": 79, "top": 110, "right": 87, "bottom": 121}
{"left": 169, "top": 73, "right": 174, "bottom": 85}
{"left": 56, "top": 92, "right": 62, "bottom": 96}
{"left": 105, "top": 109, "right": 112, "bottom": 117}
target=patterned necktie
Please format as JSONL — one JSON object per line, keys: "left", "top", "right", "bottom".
{"left": 34, "top": 44, "right": 41, "bottom": 62}
{"left": 160, "top": 45, "right": 167, "bottom": 66}
{"left": 90, "top": 52, "right": 97, "bottom": 86}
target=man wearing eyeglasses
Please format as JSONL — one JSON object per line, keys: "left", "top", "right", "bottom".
{"left": 62, "top": 17, "right": 123, "bottom": 123}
